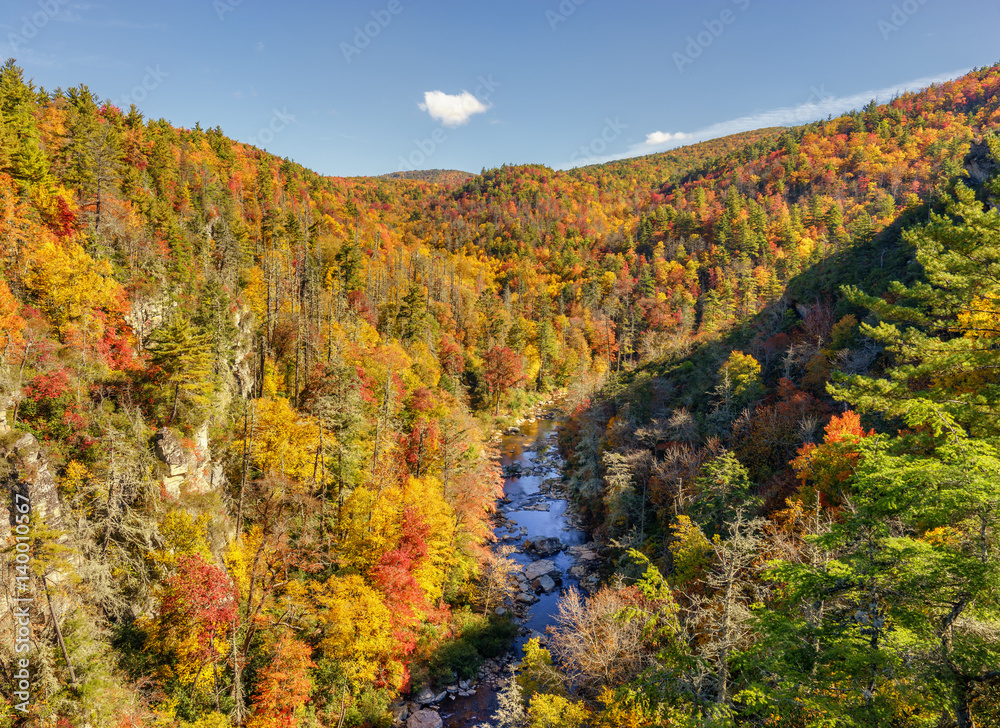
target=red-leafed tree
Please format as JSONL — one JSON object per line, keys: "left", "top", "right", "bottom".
{"left": 438, "top": 335, "right": 464, "bottom": 377}
{"left": 148, "top": 554, "right": 237, "bottom": 698}
{"left": 482, "top": 346, "right": 525, "bottom": 416}
{"left": 402, "top": 417, "right": 440, "bottom": 478}
{"left": 371, "top": 506, "right": 431, "bottom": 676}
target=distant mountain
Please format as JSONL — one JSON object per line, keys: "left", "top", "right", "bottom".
{"left": 378, "top": 168, "right": 474, "bottom": 185}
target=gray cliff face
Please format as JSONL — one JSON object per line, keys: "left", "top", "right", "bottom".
{"left": 964, "top": 138, "right": 1000, "bottom": 186}
{"left": 153, "top": 424, "right": 226, "bottom": 498}
{"left": 154, "top": 428, "right": 189, "bottom": 498}
{"left": 1, "top": 432, "right": 63, "bottom": 543}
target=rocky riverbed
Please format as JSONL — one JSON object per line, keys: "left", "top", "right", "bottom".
{"left": 391, "top": 400, "right": 604, "bottom": 728}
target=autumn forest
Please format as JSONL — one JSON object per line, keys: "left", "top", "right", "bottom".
{"left": 2, "top": 58, "right": 1000, "bottom": 727}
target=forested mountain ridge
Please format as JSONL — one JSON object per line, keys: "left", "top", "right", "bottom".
{"left": 0, "top": 56, "right": 999, "bottom": 728}
{"left": 378, "top": 169, "right": 473, "bottom": 186}
{"left": 545, "top": 72, "right": 1000, "bottom": 726}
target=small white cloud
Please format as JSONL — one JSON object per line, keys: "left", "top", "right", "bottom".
{"left": 418, "top": 90, "right": 490, "bottom": 127}
{"left": 645, "top": 130, "right": 690, "bottom": 146}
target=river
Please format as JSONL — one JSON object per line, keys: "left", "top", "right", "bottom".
{"left": 439, "top": 401, "right": 592, "bottom": 728}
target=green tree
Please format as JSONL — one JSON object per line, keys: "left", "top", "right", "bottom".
{"left": 692, "top": 450, "right": 756, "bottom": 537}
{"left": 398, "top": 283, "right": 427, "bottom": 344}
{"left": 147, "top": 313, "right": 216, "bottom": 425}
{"left": 762, "top": 176, "right": 1000, "bottom": 727}
{"left": 334, "top": 234, "right": 365, "bottom": 294}
{"left": 62, "top": 85, "right": 122, "bottom": 234}
{"left": 837, "top": 181, "right": 1000, "bottom": 440}
{"left": 301, "top": 360, "right": 368, "bottom": 535}
{"left": 0, "top": 60, "right": 50, "bottom": 190}
{"left": 824, "top": 179, "right": 1000, "bottom": 728}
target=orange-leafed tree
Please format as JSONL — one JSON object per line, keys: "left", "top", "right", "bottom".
{"left": 791, "top": 410, "right": 873, "bottom": 507}
{"left": 247, "top": 633, "right": 314, "bottom": 728}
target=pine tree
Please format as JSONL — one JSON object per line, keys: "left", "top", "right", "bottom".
{"left": 0, "top": 59, "right": 50, "bottom": 190}
{"left": 805, "top": 174, "right": 1000, "bottom": 727}
{"left": 146, "top": 313, "right": 216, "bottom": 425}
{"left": 835, "top": 180, "right": 1000, "bottom": 439}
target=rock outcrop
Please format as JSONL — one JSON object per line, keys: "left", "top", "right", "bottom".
{"left": 524, "top": 536, "right": 562, "bottom": 556}
{"left": 153, "top": 424, "right": 225, "bottom": 498}
{"left": 154, "top": 428, "right": 189, "bottom": 498}
{"left": 965, "top": 138, "right": 1000, "bottom": 186}
{"left": 1, "top": 432, "right": 63, "bottom": 543}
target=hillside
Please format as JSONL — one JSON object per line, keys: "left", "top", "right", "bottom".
{"left": 0, "top": 56, "right": 999, "bottom": 727}
{"left": 379, "top": 169, "right": 474, "bottom": 186}
{"left": 573, "top": 126, "right": 787, "bottom": 189}
{"left": 550, "top": 70, "right": 1000, "bottom": 726}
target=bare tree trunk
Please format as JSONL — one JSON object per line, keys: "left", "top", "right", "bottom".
{"left": 43, "top": 576, "right": 78, "bottom": 691}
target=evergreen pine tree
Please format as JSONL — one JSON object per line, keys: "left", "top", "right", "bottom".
{"left": 146, "top": 313, "right": 216, "bottom": 425}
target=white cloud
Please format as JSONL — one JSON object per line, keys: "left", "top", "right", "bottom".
{"left": 418, "top": 90, "right": 490, "bottom": 127}
{"left": 563, "top": 68, "right": 971, "bottom": 169}
{"left": 644, "top": 130, "right": 691, "bottom": 146}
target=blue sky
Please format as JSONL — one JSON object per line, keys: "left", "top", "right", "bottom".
{"left": 3, "top": 0, "right": 998, "bottom": 176}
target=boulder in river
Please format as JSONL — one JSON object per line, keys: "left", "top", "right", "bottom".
{"left": 532, "top": 574, "right": 557, "bottom": 593}
{"left": 407, "top": 709, "right": 443, "bottom": 728}
{"left": 524, "top": 559, "right": 560, "bottom": 582}
{"left": 414, "top": 687, "right": 436, "bottom": 705}
{"left": 525, "top": 536, "right": 562, "bottom": 556}
{"left": 390, "top": 701, "right": 409, "bottom": 723}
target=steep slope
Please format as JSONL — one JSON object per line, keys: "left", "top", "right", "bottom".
{"left": 545, "top": 67, "right": 1000, "bottom": 728}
